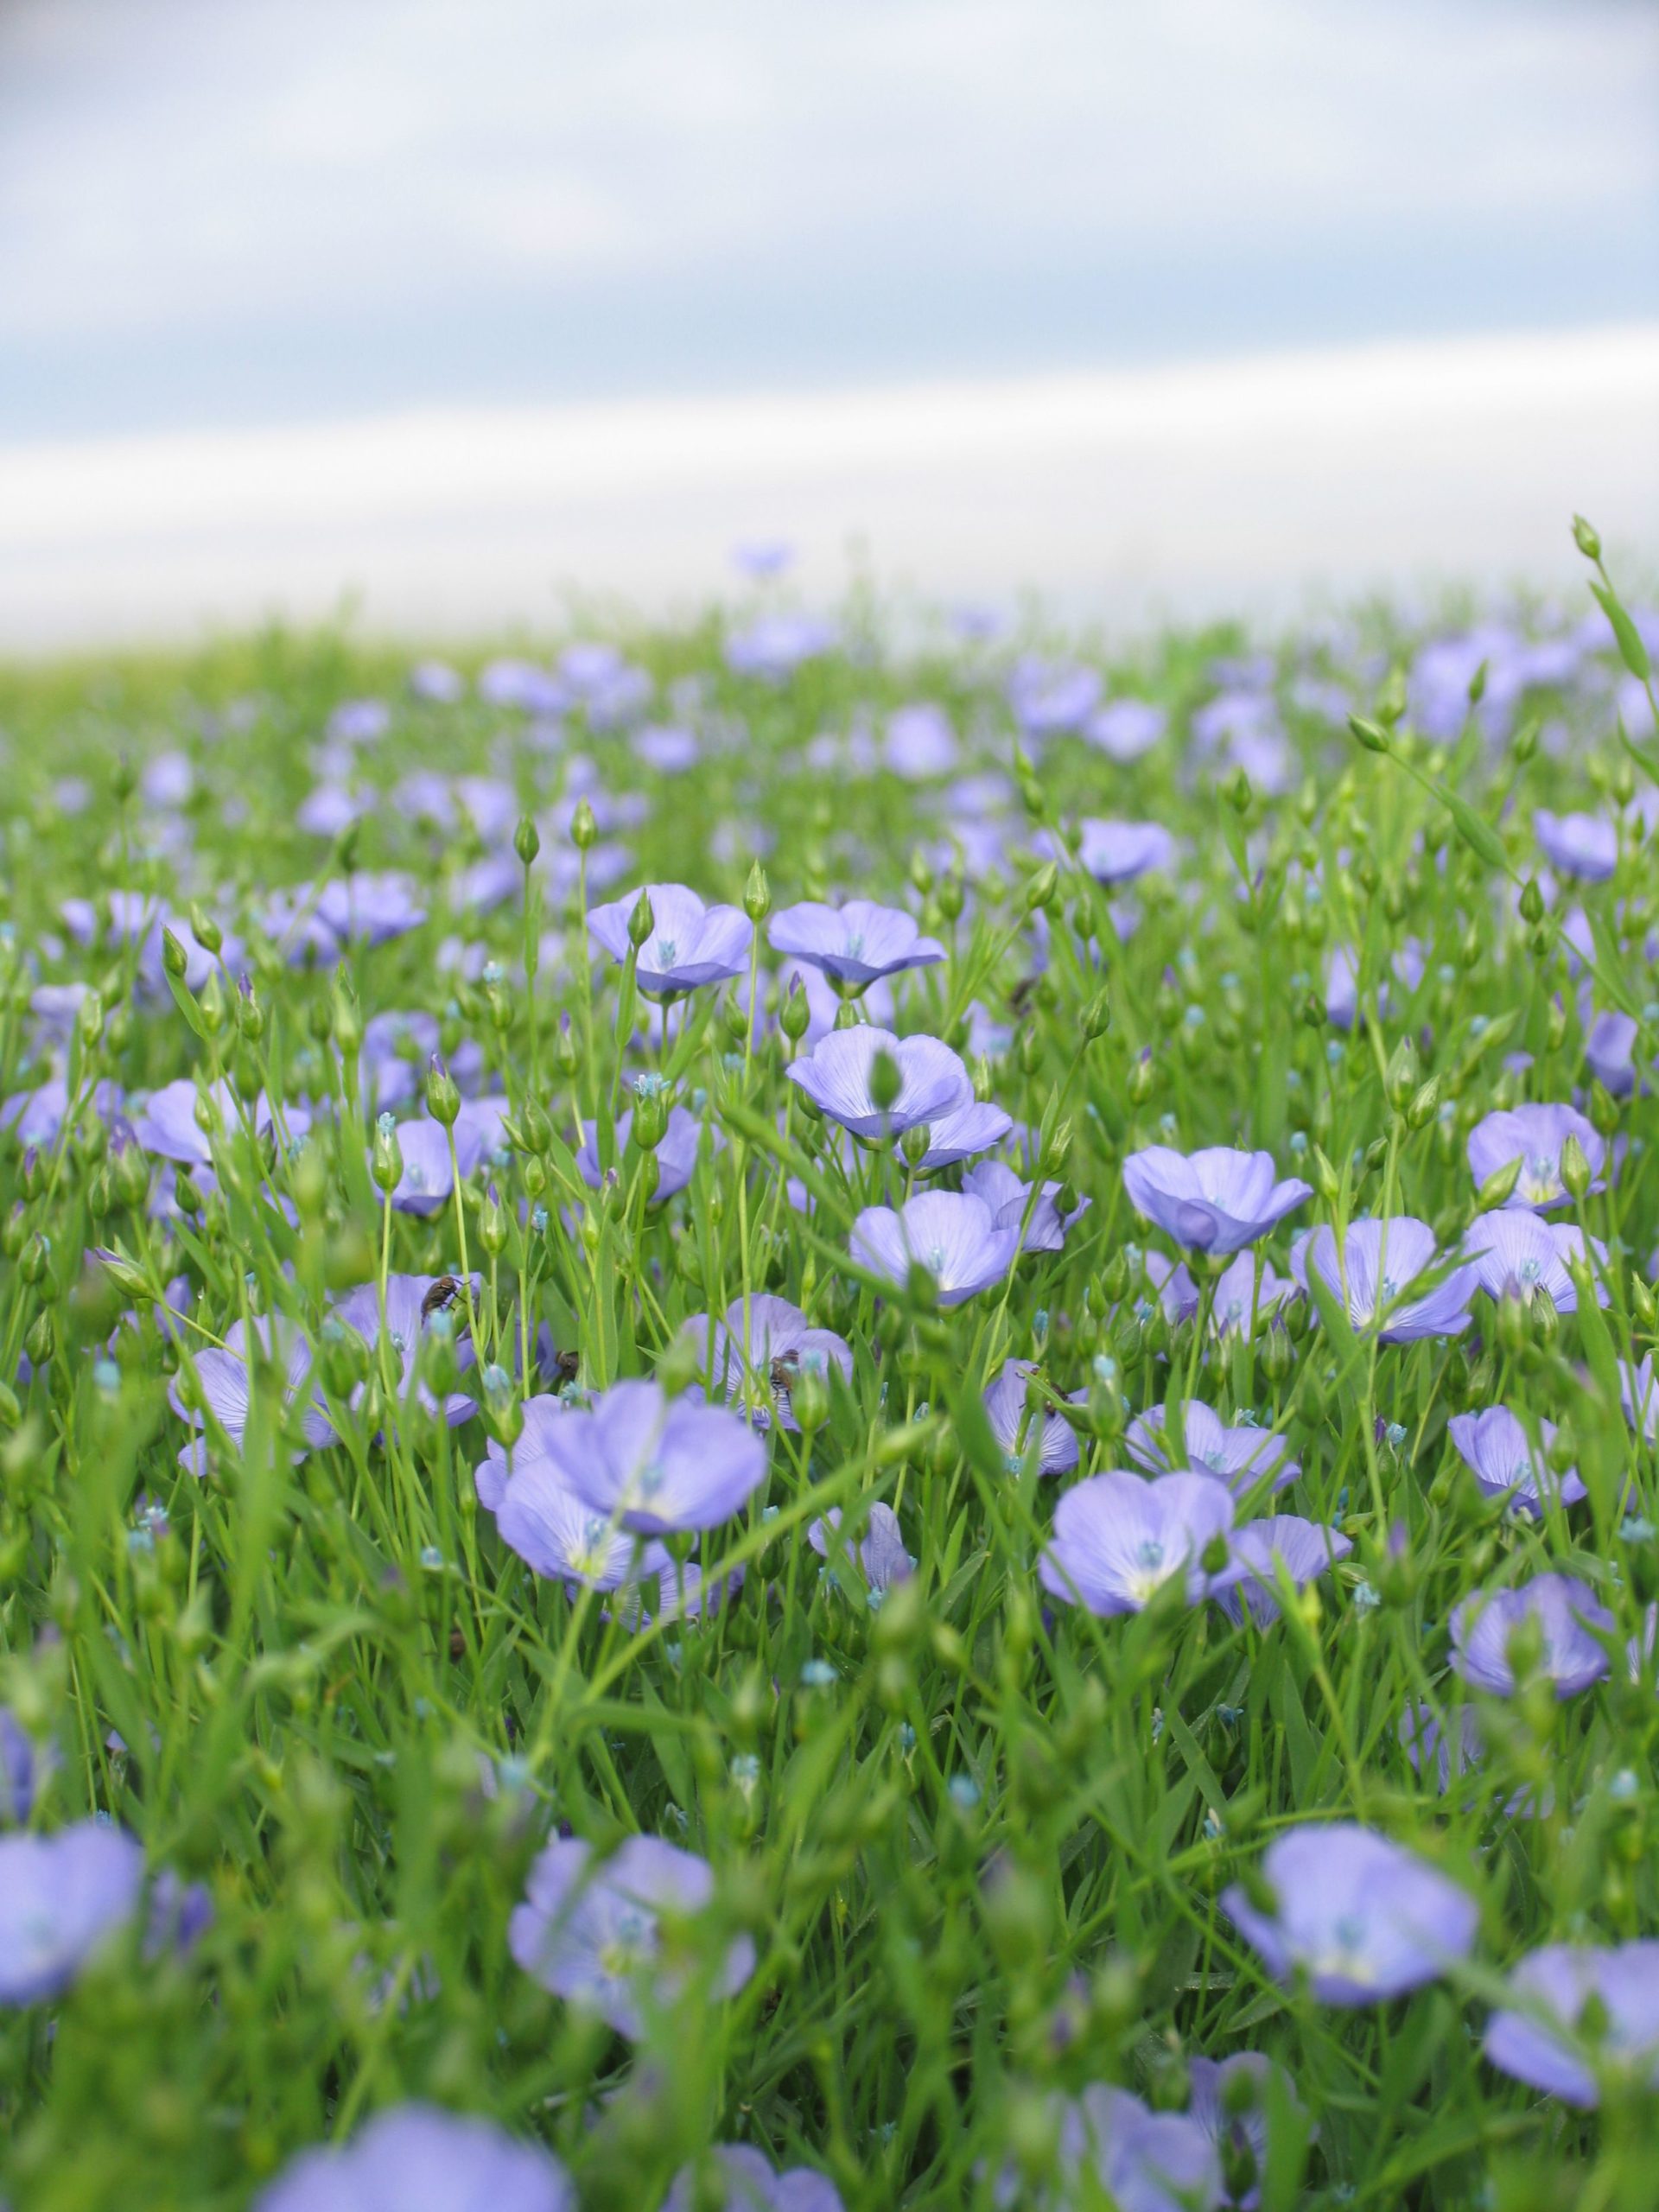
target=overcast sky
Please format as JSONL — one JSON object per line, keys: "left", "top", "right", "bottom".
{"left": 2, "top": 0, "right": 1656, "bottom": 440}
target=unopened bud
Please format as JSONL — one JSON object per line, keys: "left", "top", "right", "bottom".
{"left": 743, "top": 861, "right": 771, "bottom": 923}
{"left": 425, "top": 1054, "right": 460, "bottom": 1128}
{"left": 1024, "top": 861, "right": 1059, "bottom": 913}
{"left": 371, "top": 1114, "right": 404, "bottom": 1195}
{"left": 1406, "top": 1076, "right": 1440, "bottom": 1129}
{"left": 627, "top": 889, "right": 656, "bottom": 950}
{"left": 629, "top": 1083, "right": 669, "bottom": 1152}
{"left": 899, "top": 1122, "right": 931, "bottom": 1169}
{"left": 868, "top": 1050, "right": 903, "bottom": 1116}
{"left": 478, "top": 1183, "right": 507, "bottom": 1256}
{"left": 1348, "top": 715, "right": 1391, "bottom": 755}
{"left": 779, "top": 976, "right": 810, "bottom": 1043}
{"left": 1376, "top": 668, "right": 1408, "bottom": 728}
{"left": 1573, "top": 514, "right": 1602, "bottom": 562}
{"left": 569, "top": 797, "right": 598, "bottom": 850}
{"left": 1081, "top": 990, "right": 1111, "bottom": 1041}
{"left": 188, "top": 902, "right": 222, "bottom": 956}
{"left": 513, "top": 815, "right": 541, "bottom": 867}
{"left": 1560, "top": 1134, "right": 1592, "bottom": 1203}
{"left": 1477, "top": 1155, "right": 1523, "bottom": 1209}
{"left": 1384, "top": 1036, "right": 1419, "bottom": 1112}
{"left": 161, "top": 928, "right": 188, "bottom": 980}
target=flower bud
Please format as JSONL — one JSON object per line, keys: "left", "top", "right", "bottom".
{"left": 513, "top": 815, "right": 541, "bottom": 867}
{"left": 1476, "top": 1154, "right": 1522, "bottom": 1210}
{"left": 1081, "top": 990, "right": 1111, "bottom": 1041}
{"left": 630, "top": 1082, "right": 669, "bottom": 1151}
{"left": 627, "top": 889, "right": 655, "bottom": 950}
{"left": 1406, "top": 1075, "right": 1440, "bottom": 1130}
{"left": 199, "top": 969, "right": 228, "bottom": 1039}
{"left": 868, "top": 1050, "right": 903, "bottom": 1116}
{"left": 1589, "top": 1079, "right": 1620, "bottom": 1137}
{"left": 1512, "top": 719, "right": 1539, "bottom": 765}
{"left": 743, "top": 860, "right": 771, "bottom": 923}
{"left": 161, "top": 927, "right": 188, "bottom": 981}
{"left": 1024, "top": 861, "right": 1059, "bottom": 914}
{"left": 1348, "top": 714, "right": 1391, "bottom": 755}
{"left": 789, "top": 1354, "right": 831, "bottom": 1434}
{"left": 1573, "top": 514, "right": 1602, "bottom": 562}
{"left": 570, "top": 797, "right": 598, "bottom": 850}
{"left": 188, "top": 902, "right": 222, "bottom": 957}
{"left": 425, "top": 1054, "right": 460, "bottom": 1128}
{"left": 779, "top": 976, "right": 810, "bottom": 1043}
{"left": 1560, "top": 1133, "right": 1592, "bottom": 1202}
{"left": 480, "top": 1364, "right": 522, "bottom": 1447}
{"left": 1310, "top": 1145, "right": 1341, "bottom": 1205}
{"left": 1376, "top": 666, "right": 1408, "bottom": 728}
{"left": 372, "top": 1114, "right": 404, "bottom": 1194}
{"left": 1384, "top": 1036, "right": 1419, "bottom": 1112}
{"left": 422, "top": 1313, "right": 461, "bottom": 1398}
{"left": 899, "top": 1122, "right": 931, "bottom": 1169}
{"left": 19, "top": 1233, "right": 50, "bottom": 1287}
{"left": 23, "top": 1312, "right": 54, "bottom": 1367}
{"left": 318, "top": 1318, "right": 371, "bottom": 1398}
{"left": 1127, "top": 1052, "right": 1154, "bottom": 1105}
{"left": 478, "top": 1183, "right": 507, "bottom": 1256}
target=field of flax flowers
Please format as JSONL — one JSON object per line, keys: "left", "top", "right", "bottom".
{"left": 0, "top": 518, "right": 1657, "bottom": 2212}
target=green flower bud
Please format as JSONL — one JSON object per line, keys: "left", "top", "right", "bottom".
{"left": 1081, "top": 989, "right": 1111, "bottom": 1041}
{"left": 743, "top": 860, "right": 771, "bottom": 923}
{"left": 1519, "top": 878, "right": 1546, "bottom": 925}
{"left": 1560, "top": 1133, "right": 1592, "bottom": 1202}
{"left": 788, "top": 1354, "right": 830, "bottom": 1434}
{"left": 779, "top": 976, "right": 810, "bottom": 1042}
{"left": 477, "top": 1184, "right": 507, "bottom": 1256}
{"left": 1406, "top": 1075, "right": 1440, "bottom": 1130}
{"left": 630, "top": 1083, "right": 669, "bottom": 1151}
{"left": 76, "top": 989, "right": 105, "bottom": 1046}
{"left": 513, "top": 815, "right": 541, "bottom": 867}
{"left": 570, "top": 797, "right": 598, "bottom": 850}
{"left": 1376, "top": 667, "right": 1408, "bottom": 728}
{"left": 161, "top": 927, "right": 188, "bottom": 980}
{"left": 1384, "top": 1036, "right": 1419, "bottom": 1112}
{"left": 188, "top": 902, "right": 222, "bottom": 956}
{"left": 371, "top": 1114, "right": 404, "bottom": 1194}
{"left": 1024, "top": 860, "right": 1059, "bottom": 913}
{"left": 425, "top": 1055, "right": 460, "bottom": 1128}
{"left": 1573, "top": 514, "right": 1602, "bottom": 562}
{"left": 23, "top": 1311, "right": 54, "bottom": 1366}
{"left": 1476, "top": 1155, "right": 1522, "bottom": 1209}
{"left": 627, "top": 889, "right": 656, "bottom": 950}
{"left": 868, "top": 1049, "right": 903, "bottom": 1116}
{"left": 422, "top": 1312, "right": 461, "bottom": 1398}
{"left": 899, "top": 1122, "right": 931, "bottom": 1168}
{"left": 1347, "top": 715, "right": 1391, "bottom": 755}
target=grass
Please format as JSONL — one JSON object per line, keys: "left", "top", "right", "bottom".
{"left": 1, "top": 528, "right": 1658, "bottom": 2210}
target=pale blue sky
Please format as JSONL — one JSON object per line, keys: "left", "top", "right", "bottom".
{"left": 1, "top": 0, "right": 1656, "bottom": 440}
